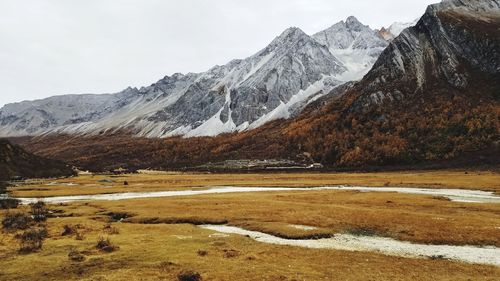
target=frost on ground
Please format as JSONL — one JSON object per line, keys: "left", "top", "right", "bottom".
{"left": 201, "top": 225, "right": 500, "bottom": 266}
{"left": 14, "top": 186, "right": 500, "bottom": 204}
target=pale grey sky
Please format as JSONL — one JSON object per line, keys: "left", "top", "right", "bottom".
{"left": 0, "top": 0, "right": 438, "bottom": 106}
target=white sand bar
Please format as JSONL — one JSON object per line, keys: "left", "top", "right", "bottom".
{"left": 200, "top": 225, "right": 500, "bottom": 266}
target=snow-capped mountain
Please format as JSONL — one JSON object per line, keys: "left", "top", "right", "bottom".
{"left": 313, "top": 16, "right": 389, "bottom": 81}
{"left": 387, "top": 19, "right": 420, "bottom": 38}
{"left": 0, "top": 17, "right": 387, "bottom": 138}
{"left": 378, "top": 18, "right": 420, "bottom": 41}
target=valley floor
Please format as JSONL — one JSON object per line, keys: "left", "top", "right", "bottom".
{"left": 1, "top": 170, "right": 499, "bottom": 280}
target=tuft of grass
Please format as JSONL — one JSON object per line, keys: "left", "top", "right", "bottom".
{"left": 61, "top": 224, "right": 76, "bottom": 236}
{"left": 96, "top": 236, "right": 118, "bottom": 252}
{"left": 197, "top": 250, "right": 208, "bottom": 257}
{"left": 68, "top": 249, "right": 86, "bottom": 262}
{"left": 107, "top": 212, "right": 130, "bottom": 222}
{"left": 346, "top": 227, "right": 379, "bottom": 237}
{"left": 223, "top": 249, "right": 240, "bottom": 258}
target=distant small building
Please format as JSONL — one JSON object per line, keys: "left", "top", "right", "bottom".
{"left": 308, "top": 163, "right": 324, "bottom": 169}
{"left": 112, "top": 168, "right": 130, "bottom": 175}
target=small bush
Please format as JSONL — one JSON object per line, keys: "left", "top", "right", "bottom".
{"left": 68, "top": 249, "right": 86, "bottom": 262}
{"left": 62, "top": 224, "right": 85, "bottom": 240}
{"left": 0, "top": 198, "right": 20, "bottom": 209}
{"left": 31, "top": 201, "right": 48, "bottom": 222}
{"left": 223, "top": 249, "right": 240, "bottom": 258}
{"left": 62, "top": 224, "right": 76, "bottom": 236}
{"left": 347, "top": 227, "right": 378, "bottom": 237}
{"left": 197, "top": 250, "right": 208, "bottom": 257}
{"left": 96, "top": 236, "right": 118, "bottom": 252}
{"left": 19, "top": 227, "right": 47, "bottom": 253}
{"left": 177, "top": 270, "right": 202, "bottom": 281}
{"left": 108, "top": 212, "right": 130, "bottom": 222}
{"left": 2, "top": 212, "right": 32, "bottom": 230}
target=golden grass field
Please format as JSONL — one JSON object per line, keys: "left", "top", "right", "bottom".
{"left": 9, "top": 170, "right": 500, "bottom": 198}
{"left": 1, "top": 170, "right": 500, "bottom": 280}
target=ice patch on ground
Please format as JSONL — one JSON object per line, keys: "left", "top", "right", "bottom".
{"left": 200, "top": 225, "right": 500, "bottom": 266}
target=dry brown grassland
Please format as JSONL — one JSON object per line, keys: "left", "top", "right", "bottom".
{"left": 1, "top": 170, "right": 499, "bottom": 280}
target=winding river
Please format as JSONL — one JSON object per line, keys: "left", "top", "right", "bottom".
{"left": 200, "top": 225, "right": 500, "bottom": 266}
{"left": 13, "top": 185, "right": 500, "bottom": 204}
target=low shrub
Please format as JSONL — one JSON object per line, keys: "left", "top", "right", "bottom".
{"left": 61, "top": 224, "right": 85, "bottom": 240}
{"left": 2, "top": 212, "right": 32, "bottom": 230}
{"left": 177, "top": 270, "right": 202, "bottom": 281}
{"left": 18, "top": 227, "right": 48, "bottom": 253}
{"left": 197, "top": 250, "right": 208, "bottom": 257}
{"left": 223, "top": 249, "right": 240, "bottom": 258}
{"left": 347, "top": 227, "right": 378, "bottom": 237}
{"left": 0, "top": 198, "right": 20, "bottom": 209}
{"left": 62, "top": 224, "right": 76, "bottom": 236}
{"left": 96, "top": 236, "right": 118, "bottom": 252}
{"left": 108, "top": 212, "right": 130, "bottom": 222}
{"left": 31, "top": 201, "right": 48, "bottom": 222}
{"left": 68, "top": 249, "right": 86, "bottom": 262}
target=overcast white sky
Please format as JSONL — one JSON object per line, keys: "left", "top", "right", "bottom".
{"left": 0, "top": 0, "right": 438, "bottom": 107}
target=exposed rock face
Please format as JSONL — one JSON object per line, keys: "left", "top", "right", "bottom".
{"left": 0, "top": 17, "right": 386, "bottom": 138}
{"left": 377, "top": 27, "right": 394, "bottom": 41}
{"left": 146, "top": 27, "right": 346, "bottom": 137}
{"left": 355, "top": 0, "right": 500, "bottom": 108}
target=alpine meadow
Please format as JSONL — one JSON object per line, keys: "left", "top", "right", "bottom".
{"left": 1, "top": 0, "right": 499, "bottom": 280}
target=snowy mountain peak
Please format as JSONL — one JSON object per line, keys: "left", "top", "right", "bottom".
{"left": 377, "top": 18, "right": 420, "bottom": 41}
{"left": 388, "top": 18, "right": 420, "bottom": 37}
{"left": 312, "top": 16, "right": 389, "bottom": 81}
{"left": 269, "top": 27, "right": 309, "bottom": 47}
{"left": 279, "top": 27, "right": 306, "bottom": 38}
{"left": 345, "top": 16, "right": 364, "bottom": 29}
{"left": 0, "top": 16, "right": 390, "bottom": 138}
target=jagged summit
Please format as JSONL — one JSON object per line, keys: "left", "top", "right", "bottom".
{"left": 435, "top": 0, "right": 500, "bottom": 12}
{"left": 356, "top": 0, "right": 500, "bottom": 109}
{"left": 312, "top": 16, "right": 389, "bottom": 81}
{"left": 345, "top": 16, "right": 365, "bottom": 30}
{"left": 277, "top": 27, "right": 307, "bottom": 38}
{"left": 265, "top": 27, "right": 315, "bottom": 52}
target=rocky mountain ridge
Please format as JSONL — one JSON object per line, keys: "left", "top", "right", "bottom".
{"left": 16, "top": 0, "right": 500, "bottom": 171}
{"left": 0, "top": 16, "right": 388, "bottom": 138}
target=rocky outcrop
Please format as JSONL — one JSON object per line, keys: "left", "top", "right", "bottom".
{"left": 354, "top": 0, "right": 500, "bottom": 109}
